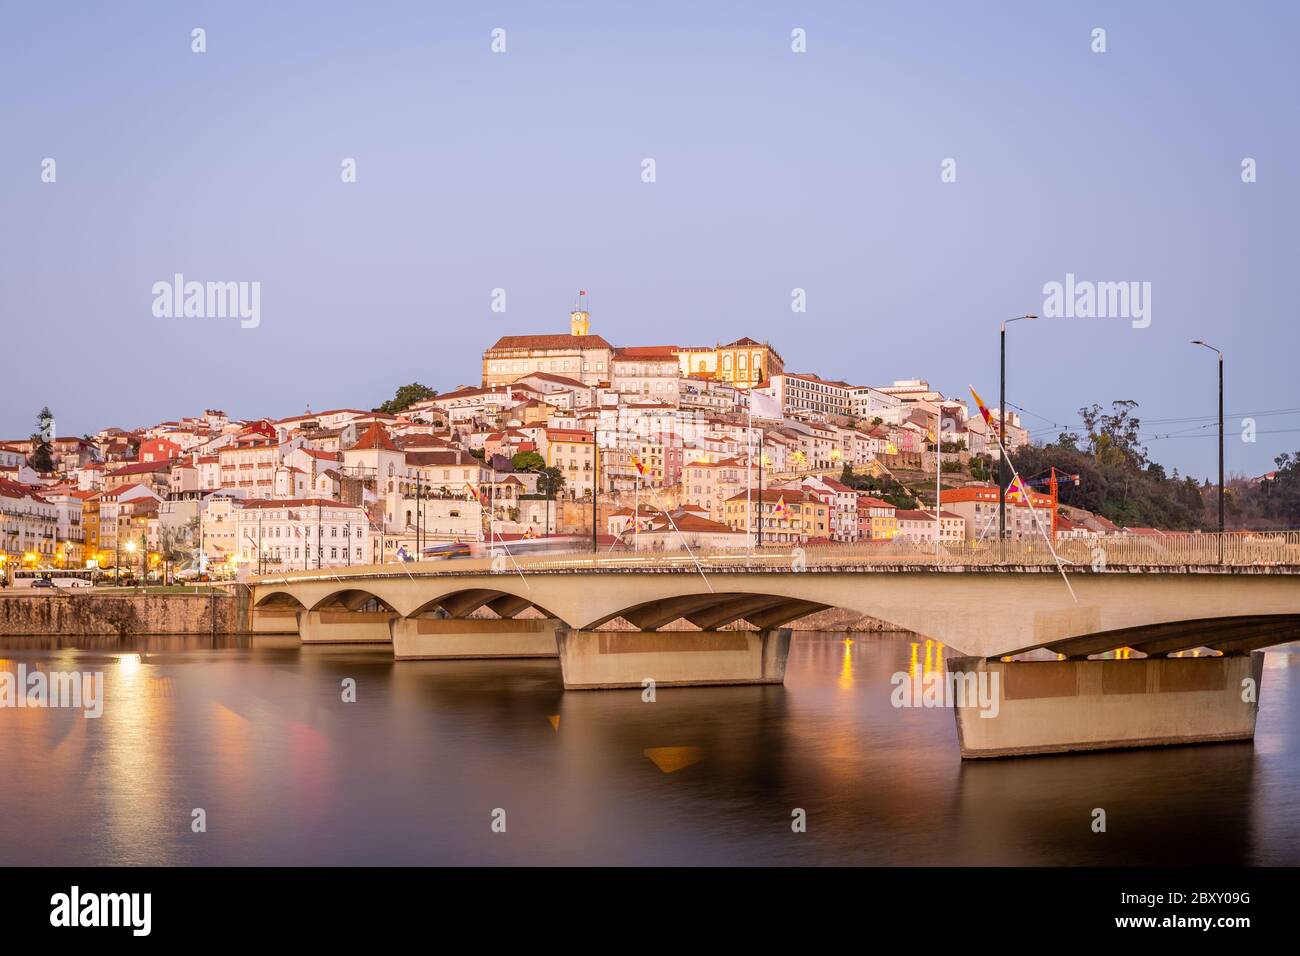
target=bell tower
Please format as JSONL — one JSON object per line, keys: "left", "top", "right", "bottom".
{"left": 570, "top": 289, "right": 589, "bottom": 336}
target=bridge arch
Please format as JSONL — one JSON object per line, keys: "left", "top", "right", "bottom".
{"left": 308, "top": 587, "right": 398, "bottom": 613}
{"left": 254, "top": 590, "right": 306, "bottom": 609}
{"left": 405, "top": 586, "right": 562, "bottom": 622}
{"left": 580, "top": 591, "right": 838, "bottom": 632}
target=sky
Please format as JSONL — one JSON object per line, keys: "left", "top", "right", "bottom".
{"left": 2, "top": 1, "right": 1297, "bottom": 481}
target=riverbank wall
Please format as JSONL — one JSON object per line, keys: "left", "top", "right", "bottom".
{"left": 0, "top": 591, "right": 245, "bottom": 636}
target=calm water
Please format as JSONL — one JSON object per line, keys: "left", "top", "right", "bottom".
{"left": 1, "top": 632, "right": 1298, "bottom": 866}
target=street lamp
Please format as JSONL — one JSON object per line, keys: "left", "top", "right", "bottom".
{"left": 1191, "top": 340, "right": 1225, "bottom": 562}
{"left": 999, "top": 314, "right": 1037, "bottom": 558}
{"left": 125, "top": 539, "right": 136, "bottom": 585}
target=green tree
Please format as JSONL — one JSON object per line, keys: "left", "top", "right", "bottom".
{"left": 536, "top": 466, "right": 565, "bottom": 499}
{"left": 30, "top": 407, "right": 55, "bottom": 472}
{"left": 376, "top": 383, "right": 437, "bottom": 415}
{"left": 1012, "top": 400, "right": 1211, "bottom": 530}
{"left": 838, "top": 465, "right": 918, "bottom": 510}
{"left": 512, "top": 450, "right": 546, "bottom": 472}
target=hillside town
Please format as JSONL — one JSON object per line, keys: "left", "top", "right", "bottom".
{"left": 2, "top": 303, "right": 1173, "bottom": 580}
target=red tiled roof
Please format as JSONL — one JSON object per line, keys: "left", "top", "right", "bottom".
{"left": 348, "top": 423, "right": 398, "bottom": 452}
{"left": 615, "top": 345, "right": 679, "bottom": 359}
{"left": 488, "top": 334, "right": 612, "bottom": 352}
{"left": 238, "top": 498, "right": 363, "bottom": 510}
{"left": 515, "top": 372, "right": 589, "bottom": 388}
{"left": 106, "top": 459, "right": 171, "bottom": 476}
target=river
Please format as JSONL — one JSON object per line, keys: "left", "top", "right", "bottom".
{"left": 1, "top": 631, "right": 1296, "bottom": 865}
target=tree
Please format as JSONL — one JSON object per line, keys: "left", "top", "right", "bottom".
{"left": 1012, "top": 400, "right": 1211, "bottom": 531}
{"left": 30, "top": 407, "right": 55, "bottom": 472}
{"left": 839, "top": 464, "right": 918, "bottom": 510}
{"left": 536, "top": 466, "right": 565, "bottom": 499}
{"left": 376, "top": 383, "right": 437, "bottom": 415}
{"left": 512, "top": 450, "right": 546, "bottom": 472}
{"left": 157, "top": 523, "right": 196, "bottom": 584}
{"left": 1079, "top": 399, "right": 1146, "bottom": 469}
{"left": 1225, "top": 451, "right": 1300, "bottom": 529}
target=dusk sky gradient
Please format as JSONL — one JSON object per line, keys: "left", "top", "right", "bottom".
{"left": 3, "top": 1, "right": 1297, "bottom": 480}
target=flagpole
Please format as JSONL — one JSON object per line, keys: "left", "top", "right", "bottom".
{"left": 972, "top": 385, "right": 1076, "bottom": 602}
{"left": 746, "top": 400, "right": 753, "bottom": 554}
{"left": 934, "top": 426, "right": 941, "bottom": 560}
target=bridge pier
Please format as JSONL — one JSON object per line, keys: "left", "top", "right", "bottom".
{"left": 949, "top": 652, "right": 1265, "bottom": 758}
{"left": 554, "top": 627, "right": 793, "bottom": 690}
{"left": 390, "top": 617, "right": 561, "bottom": 660}
{"left": 250, "top": 607, "right": 300, "bottom": 634}
{"left": 297, "top": 609, "right": 395, "bottom": 644}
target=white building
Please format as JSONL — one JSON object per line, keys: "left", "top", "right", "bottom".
{"left": 234, "top": 499, "right": 369, "bottom": 571}
{"left": 0, "top": 478, "right": 57, "bottom": 565}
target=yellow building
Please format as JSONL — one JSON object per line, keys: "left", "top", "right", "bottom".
{"left": 674, "top": 337, "right": 784, "bottom": 390}
{"left": 858, "top": 496, "right": 898, "bottom": 541}
{"left": 722, "top": 489, "right": 829, "bottom": 543}
{"left": 545, "top": 428, "right": 596, "bottom": 499}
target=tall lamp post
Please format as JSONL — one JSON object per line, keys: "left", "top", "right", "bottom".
{"left": 1191, "top": 340, "right": 1224, "bottom": 562}
{"left": 999, "top": 314, "right": 1037, "bottom": 559}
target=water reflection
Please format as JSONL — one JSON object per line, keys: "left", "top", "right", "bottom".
{"left": 0, "top": 632, "right": 1296, "bottom": 865}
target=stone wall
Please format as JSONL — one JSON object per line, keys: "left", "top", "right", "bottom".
{"left": 0, "top": 592, "right": 244, "bottom": 636}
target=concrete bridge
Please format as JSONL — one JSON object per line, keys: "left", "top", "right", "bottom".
{"left": 249, "top": 543, "right": 1300, "bottom": 759}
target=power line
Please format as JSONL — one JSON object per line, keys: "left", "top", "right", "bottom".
{"left": 1140, "top": 406, "right": 1300, "bottom": 425}
{"left": 1143, "top": 427, "right": 1300, "bottom": 441}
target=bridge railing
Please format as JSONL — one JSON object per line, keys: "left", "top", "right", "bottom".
{"left": 505, "top": 531, "right": 1300, "bottom": 572}
{"left": 252, "top": 532, "right": 1300, "bottom": 583}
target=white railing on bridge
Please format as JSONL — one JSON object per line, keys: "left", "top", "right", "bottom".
{"left": 252, "top": 531, "right": 1300, "bottom": 583}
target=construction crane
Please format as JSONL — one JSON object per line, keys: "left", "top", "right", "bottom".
{"left": 1019, "top": 467, "right": 1081, "bottom": 538}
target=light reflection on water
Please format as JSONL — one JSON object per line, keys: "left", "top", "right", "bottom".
{"left": 0, "top": 632, "right": 1296, "bottom": 865}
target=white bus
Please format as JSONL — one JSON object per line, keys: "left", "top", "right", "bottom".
{"left": 10, "top": 568, "right": 97, "bottom": 589}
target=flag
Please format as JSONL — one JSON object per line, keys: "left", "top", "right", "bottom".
{"left": 632, "top": 455, "right": 646, "bottom": 477}
{"left": 749, "top": 390, "right": 782, "bottom": 420}
{"left": 773, "top": 495, "right": 787, "bottom": 517}
{"left": 1007, "top": 476, "right": 1028, "bottom": 499}
{"left": 968, "top": 385, "right": 996, "bottom": 430}
{"left": 579, "top": 290, "right": 586, "bottom": 297}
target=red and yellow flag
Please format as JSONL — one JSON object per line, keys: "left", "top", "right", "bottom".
{"left": 968, "top": 385, "right": 994, "bottom": 429}
{"left": 967, "top": 385, "right": 1003, "bottom": 437}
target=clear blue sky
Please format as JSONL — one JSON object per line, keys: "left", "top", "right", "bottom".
{"left": 2, "top": 1, "right": 1296, "bottom": 480}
